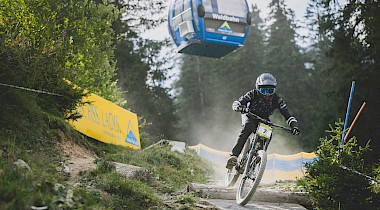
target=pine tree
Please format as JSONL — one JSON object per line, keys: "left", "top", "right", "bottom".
{"left": 314, "top": 0, "right": 380, "bottom": 162}
{"left": 264, "top": 0, "right": 317, "bottom": 149}
{"left": 110, "top": 0, "right": 178, "bottom": 144}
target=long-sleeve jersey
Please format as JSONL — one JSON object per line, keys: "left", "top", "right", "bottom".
{"left": 233, "top": 89, "right": 298, "bottom": 127}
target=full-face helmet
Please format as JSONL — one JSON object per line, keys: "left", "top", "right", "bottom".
{"left": 255, "top": 73, "right": 277, "bottom": 96}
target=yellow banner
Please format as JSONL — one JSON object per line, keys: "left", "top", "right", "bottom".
{"left": 68, "top": 94, "right": 141, "bottom": 150}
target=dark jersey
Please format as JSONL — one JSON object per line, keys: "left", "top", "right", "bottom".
{"left": 237, "top": 89, "right": 292, "bottom": 121}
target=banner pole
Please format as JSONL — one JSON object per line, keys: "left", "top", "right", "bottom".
{"left": 344, "top": 102, "right": 366, "bottom": 143}
{"left": 341, "top": 81, "right": 355, "bottom": 147}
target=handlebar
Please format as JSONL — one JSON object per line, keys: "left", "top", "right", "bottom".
{"left": 247, "top": 112, "right": 292, "bottom": 133}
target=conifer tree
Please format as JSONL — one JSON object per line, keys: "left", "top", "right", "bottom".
{"left": 265, "top": 0, "right": 317, "bottom": 149}
{"left": 109, "top": 0, "right": 178, "bottom": 144}
{"left": 313, "top": 0, "right": 380, "bottom": 162}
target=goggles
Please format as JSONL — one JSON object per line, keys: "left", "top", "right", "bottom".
{"left": 258, "top": 87, "right": 275, "bottom": 95}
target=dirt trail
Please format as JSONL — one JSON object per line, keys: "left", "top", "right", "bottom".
{"left": 202, "top": 199, "right": 307, "bottom": 210}
{"left": 58, "top": 139, "right": 97, "bottom": 183}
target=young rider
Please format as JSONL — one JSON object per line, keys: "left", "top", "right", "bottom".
{"left": 226, "top": 73, "right": 300, "bottom": 169}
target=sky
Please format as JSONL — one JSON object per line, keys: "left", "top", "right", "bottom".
{"left": 254, "top": 0, "right": 309, "bottom": 21}
{"left": 143, "top": 0, "right": 310, "bottom": 41}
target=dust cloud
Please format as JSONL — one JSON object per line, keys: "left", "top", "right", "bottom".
{"left": 185, "top": 111, "right": 304, "bottom": 185}
{"left": 187, "top": 113, "right": 304, "bottom": 154}
{"left": 267, "top": 133, "right": 304, "bottom": 155}
{"left": 187, "top": 119, "right": 240, "bottom": 152}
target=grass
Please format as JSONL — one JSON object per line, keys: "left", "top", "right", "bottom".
{"left": 107, "top": 145, "right": 214, "bottom": 193}
{"left": 0, "top": 92, "right": 214, "bottom": 209}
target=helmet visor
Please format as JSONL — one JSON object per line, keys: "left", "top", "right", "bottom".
{"left": 259, "top": 87, "right": 275, "bottom": 95}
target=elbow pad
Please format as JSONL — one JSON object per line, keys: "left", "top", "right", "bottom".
{"left": 287, "top": 116, "right": 298, "bottom": 128}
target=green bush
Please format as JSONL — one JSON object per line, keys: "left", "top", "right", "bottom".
{"left": 305, "top": 121, "right": 380, "bottom": 209}
{"left": 373, "top": 164, "right": 380, "bottom": 193}
{"left": 0, "top": 0, "right": 122, "bottom": 119}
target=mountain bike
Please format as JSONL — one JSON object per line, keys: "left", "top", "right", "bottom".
{"left": 225, "top": 112, "right": 292, "bottom": 206}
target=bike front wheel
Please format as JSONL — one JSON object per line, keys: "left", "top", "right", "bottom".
{"left": 236, "top": 150, "right": 267, "bottom": 206}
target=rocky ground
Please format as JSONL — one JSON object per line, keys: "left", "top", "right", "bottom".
{"left": 60, "top": 140, "right": 311, "bottom": 209}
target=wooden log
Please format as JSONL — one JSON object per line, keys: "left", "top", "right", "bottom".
{"left": 187, "top": 183, "right": 312, "bottom": 207}
{"left": 187, "top": 183, "right": 236, "bottom": 200}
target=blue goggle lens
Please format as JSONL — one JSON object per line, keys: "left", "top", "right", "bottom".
{"left": 259, "top": 87, "right": 275, "bottom": 95}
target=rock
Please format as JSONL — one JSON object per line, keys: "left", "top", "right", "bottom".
{"left": 113, "top": 162, "right": 151, "bottom": 181}
{"left": 54, "top": 183, "right": 66, "bottom": 192}
{"left": 31, "top": 206, "right": 48, "bottom": 210}
{"left": 62, "top": 164, "right": 70, "bottom": 174}
{"left": 144, "top": 139, "right": 186, "bottom": 153}
{"left": 56, "top": 162, "right": 70, "bottom": 175}
{"left": 14, "top": 159, "right": 31, "bottom": 171}
{"left": 66, "top": 189, "right": 74, "bottom": 207}
{"left": 167, "top": 140, "right": 186, "bottom": 153}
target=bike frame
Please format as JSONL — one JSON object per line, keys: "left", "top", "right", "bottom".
{"left": 225, "top": 111, "right": 291, "bottom": 187}
{"left": 243, "top": 131, "right": 271, "bottom": 178}
{"left": 226, "top": 111, "right": 292, "bottom": 206}
{"left": 235, "top": 112, "right": 291, "bottom": 179}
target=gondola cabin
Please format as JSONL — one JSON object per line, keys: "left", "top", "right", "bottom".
{"left": 168, "top": 0, "right": 251, "bottom": 58}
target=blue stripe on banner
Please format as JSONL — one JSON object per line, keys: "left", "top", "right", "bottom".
{"left": 265, "top": 157, "right": 317, "bottom": 171}
{"left": 198, "top": 148, "right": 229, "bottom": 165}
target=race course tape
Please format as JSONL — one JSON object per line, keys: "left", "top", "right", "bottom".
{"left": 189, "top": 144, "right": 317, "bottom": 182}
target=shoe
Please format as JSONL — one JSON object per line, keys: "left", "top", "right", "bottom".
{"left": 226, "top": 155, "right": 238, "bottom": 169}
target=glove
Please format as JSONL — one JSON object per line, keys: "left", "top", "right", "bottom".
{"left": 232, "top": 101, "right": 241, "bottom": 112}
{"left": 291, "top": 126, "right": 300, "bottom": 135}
{"left": 232, "top": 101, "right": 249, "bottom": 114}
{"left": 287, "top": 116, "right": 300, "bottom": 135}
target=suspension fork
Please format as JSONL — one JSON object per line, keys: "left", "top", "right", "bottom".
{"left": 263, "top": 137, "right": 272, "bottom": 151}
{"left": 243, "top": 134, "right": 259, "bottom": 177}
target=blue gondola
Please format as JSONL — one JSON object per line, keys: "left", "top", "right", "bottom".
{"left": 168, "top": 0, "right": 251, "bottom": 58}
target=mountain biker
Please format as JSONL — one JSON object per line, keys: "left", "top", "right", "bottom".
{"left": 226, "top": 73, "right": 300, "bottom": 169}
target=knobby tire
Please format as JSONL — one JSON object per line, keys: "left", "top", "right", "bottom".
{"left": 236, "top": 150, "right": 267, "bottom": 206}
{"left": 225, "top": 139, "right": 251, "bottom": 187}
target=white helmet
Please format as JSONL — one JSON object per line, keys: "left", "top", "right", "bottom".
{"left": 255, "top": 73, "right": 277, "bottom": 89}
{"left": 255, "top": 73, "right": 277, "bottom": 95}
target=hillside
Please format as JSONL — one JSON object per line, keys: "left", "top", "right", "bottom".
{"left": 0, "top": 95, "right": 216, "bottom": 209}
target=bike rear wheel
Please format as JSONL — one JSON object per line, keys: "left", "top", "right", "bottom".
{"left": 225, "top": 139, "right": 251, "bottom": 187}
{"left": 236, "top": 150, "right": 267, "bottom": 206}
